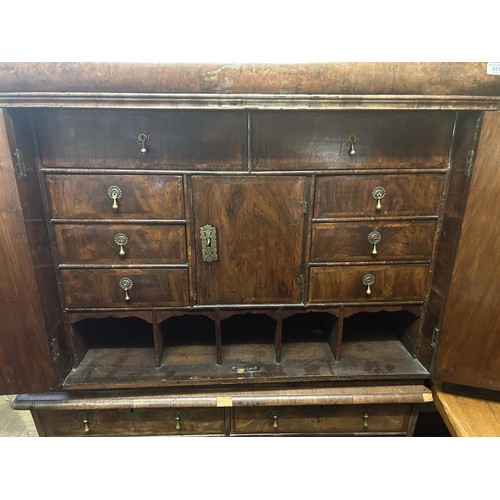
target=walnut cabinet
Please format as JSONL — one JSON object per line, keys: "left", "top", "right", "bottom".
{"left": 1, "top": 63, "right": 499, "bottom": 436}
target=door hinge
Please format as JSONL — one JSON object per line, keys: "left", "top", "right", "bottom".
{"left": 298, "top": 274, "right": 304, "bottom": 288}
{"left": 14, "top": 148, "right": 27, "bottom": 178}
{"left": 303, "top": 201, "right": 308, "bottom": 215}
{"left": 431, "top": 327, "right": 440, "bottom": 348}
{"left": 50, "top": 338, "right": 60, "bottom": 361}
{"left": 465, "top": 148, "right": 475, "bottom": 178}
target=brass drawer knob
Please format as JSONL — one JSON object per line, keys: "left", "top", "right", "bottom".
{"left": 367, "top": 230, "right": 381, "bottom": 256}
{"left": 372, "top": 186, "right": 386, "bottom": 211}
{"left": 119, "top": 277, "right": 133, "bottom": 302}
{"left": 114, "top": 232, "right": 128, "bottom": 258}
{"left": 83, "top": 416, "right": 90, "bottom": 433}
{"left": 107, "top": 185, "right": 122, "bottom": 211}
{"left": 271, "top": 409, "right": 279, "bottom": 429}
{"left": 360, "top": 409, "right": 369, "bottom": 429}
{"left": 362, "top": 273, "right": 375, "bottom": 296}
{"left": 345, "top": 132, "right": 359, "bottom": 156}
{"left": 175, "top": 412, "right": 182, "bottom": 430}
{"left": 136, "top": 131, "right": 150, "bottom": 155}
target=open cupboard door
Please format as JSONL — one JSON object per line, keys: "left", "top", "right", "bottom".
{"left": 0, "top": 109, "right": 71, "bottom": 394}
{"left": 432, "top": 111, "right": 500, "bottom": 396}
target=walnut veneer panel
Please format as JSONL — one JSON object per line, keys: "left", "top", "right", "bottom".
{"left": 192, "top": 175, "right": 307, "bottom": 304}
{"left": 1, "top": 63, "right": 500, "bottom": 95}
{"left": 60, "top": 269, "right": 189, "bottom": 308}
{"left": 232, "top": 404, "right": 412, "bottom": 435}
{"left": 311, "top": 221, "right": 436, "bottom": 262}
{"left": 0, "top": 110, "right": 59, "bottom": 393}
{"left": 54, "top": 223, "right": 186, "bottom": 265}
{"left": 254, "top": 111, "right": 454, "bottom": 169}
{"left": 14, "top": 385, "right": 432, "bottom": 409}
{"left": 36, "top": 109, "right": 247, "bottom": 169}
{"left": 46, "top": 174, "right": 184, "bottom": 220}
{"left": 309, "top": 264, "right": 429, "bottom": 303}
{"left": 34, "top": 407, "right": 226, "bottom": 436}
{"left": 434, "top": 112, "right": 500, "bottom": 391}
{"left": 314, "top": 174, "right": 444, "bottom": 218}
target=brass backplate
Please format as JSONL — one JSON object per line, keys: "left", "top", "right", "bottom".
{"left": 200, "top": 224, "right": 218, "bottom": 263}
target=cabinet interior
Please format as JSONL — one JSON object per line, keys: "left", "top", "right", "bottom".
{"left": 63, "top": 309, "right": 428, "bottom": 390}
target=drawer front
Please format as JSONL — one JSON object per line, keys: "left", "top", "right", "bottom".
{"left": 253, "top": 111, "right": 454, "bottom": 170}
{"left": 232, "top": 404, "right": 411, "bottom": 435}
{"left": 54, "top": 223, "right": 186, "bottom": 265}
{"left": 308, "top": 264, "right": 429, "bottom": 303}
{"left": 60, "top": 269, "right": 189, "bottom": 308}
{"left": 311, "top": 221, "right": 436, "bottom": 262}
{"left": 46, "top": 174, "right": 184, "bottom": 220}
{"left": 34, "top": 408, "right": 226, "bottom": 436}
{"left": 314, "top": 174, "right": 444, "bottom": 218}
{"left": 36, "top": 109, "right": 247, "bottom": 170}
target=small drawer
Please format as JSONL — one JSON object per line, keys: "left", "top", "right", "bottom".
{"left": 232, "top": 404, "right": 412, "bottom": 435}
{"left": 311, "top": 221, "right": 436, "bottom": 262}
{"left": 308, "top": 264, "right": 429, "bottom": 303}
{"left": 33, "top": 407, "right": 226, "bottom": 436}
{"left": 54, "top": 223, "right": 186, "bottom": 265}
{"left": 46, "top": 174, "right": 184, "bottom": 220}
{"left": 35, "top": 109, "right": 247, "bottom": 170}
{"left": 253, "top": 111, "right": 454, "bottom": 170}
{"left": 60, "top": 269, "right": 189, "bottom": 308}
{"left": 314, "top": 173, "right": 444, "bottom": 218}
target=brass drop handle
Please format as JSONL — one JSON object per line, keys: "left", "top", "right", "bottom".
{"left": 367, "top": 230, "right": 381, "bottom": 257}
{"left": 83, "top": 416, "right": 90, "bottom": 433}
{"left": 360, "top": 409, "right": 369, "bottom": 429}
{"left": 372, "top": 186, "right": 386, "bottom": 212}
{"left": 362, "top": 273, "right": 375, "bottom": 297}
{"left": 119, "top": 277, "right": 133, "bottom": 302}
{"left": 114, "top": 233, "right": 128, "bottom": 258}
{"left": 175, "top": 412, "right": 182, "bottom": 430}
{"left": 271, "top": 410, "right": 279, "bottom": 429}
{"left": 136, "top": 132, "right": 150, "bottom": 155}
{"left": 345, "top": 132, "right": 359, "bottom": 156}
{"left": 108, "top": 185, "right": 122, "bottom": 211}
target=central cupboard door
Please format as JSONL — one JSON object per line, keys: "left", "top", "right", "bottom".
{"left": 192, "top": 176, "right": 308, "bottom": 304}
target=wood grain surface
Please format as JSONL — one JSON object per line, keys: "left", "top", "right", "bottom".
{"left": 36, "top": 109, "right": 247, "bottom": 169}
{"left": 254, "top": 111, "right": 454, "bottom": 169}
{"left": 311, "top": 221, "right": 436, "bottom": 262}
{"left": 46, "top": 174, "right": 184, "bottom": 220}
{"left": 192, "top": 175, "right": 307, "bottom": 304}
{"left": 0, "top": 110, "right": 59, "bottom": 394}
{"left": 433, "top": 386, "right": 500, "bottom": 436}
{"left": 433, "top": 112, "right": 500, "bottom": 391}
{"left": 1, "top": 63, "right": 499, "bottom": 96}
{"left": 314, "top": 173, "right": 444, "bottom": 218}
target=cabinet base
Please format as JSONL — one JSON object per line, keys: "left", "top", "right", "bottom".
{"left": 15, "top": 384, "right": 432, "bottom": 437}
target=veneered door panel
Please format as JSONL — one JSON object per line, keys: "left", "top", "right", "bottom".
{"left": 0, "top": 109, "right": 63, "bottom": 394}
{"left": 192, "top": 176, "right": 308, "bottom": 304}
{"left": 434, "top": 112, "right": 500, "bottom": 392}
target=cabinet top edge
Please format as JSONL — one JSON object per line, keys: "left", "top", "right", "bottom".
{"left": 1, "top": 62, "right": 500, "bottom": 98}
{"left": 1, "top": 93, "right": 500, "bottom": 111}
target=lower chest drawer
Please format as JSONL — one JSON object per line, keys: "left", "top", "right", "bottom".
{"left": 308, "top": 264, "right": 429, "bottom": 303}
{"left": 33, "top": 407, "right": 226, "bottom": 436}
{"left": 60, "top": 269, "right": 189, "bottom": 308}
{"left": 231, "top": 404, "right": 414, "bottom": 435}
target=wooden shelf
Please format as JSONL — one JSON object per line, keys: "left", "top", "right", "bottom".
{"left": 62, "top": 333, "right": 429, "bottom": 390}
